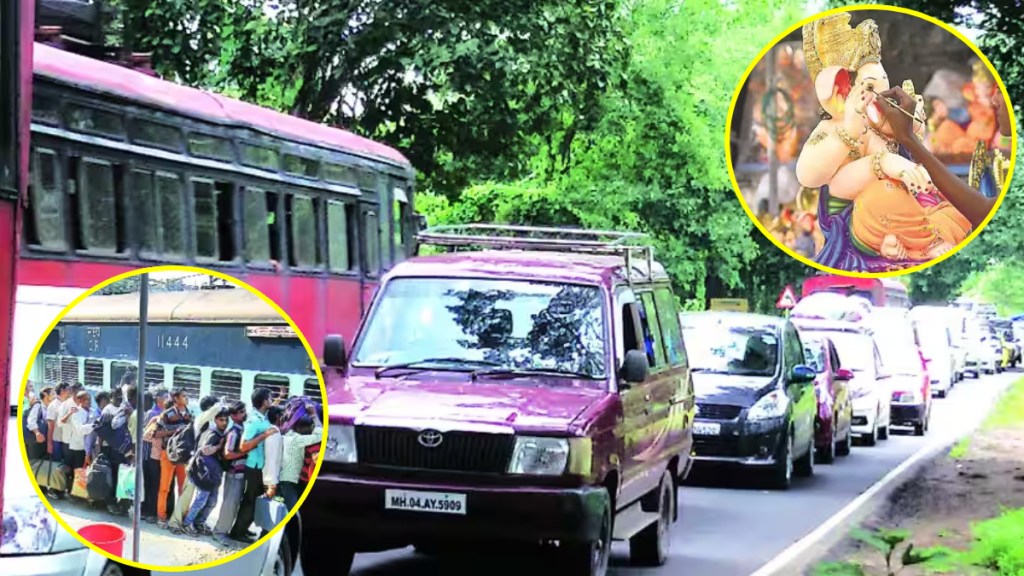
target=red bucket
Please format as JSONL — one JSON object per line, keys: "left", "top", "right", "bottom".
{"left": 78, "top": 523, "right": 126, "bottom": 557}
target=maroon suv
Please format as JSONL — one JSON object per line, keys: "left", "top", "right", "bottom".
{"left": 301, "top": 226, "right": 695, "bottom": 576}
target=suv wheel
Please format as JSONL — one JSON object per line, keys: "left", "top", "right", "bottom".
{"left": 767, "top": 431, "right": 794, "bottom": 490}
{"left": 302, "top": 532, "right": 355, "bottom": 576}
{"left": 101, "top": 564, "right": 125, "bottom": 576}
{"left": 794, "top": 435, "right": 815, "bottom": 477}
{"left": 562, "top": 491, "right": 612, "bottom": 576}
{"left": 272, "top": 535, "right": 294, "bottom": 576}
{"left": 630, "top": 469, "right": 674, "bottom": 566}
{"left": 817, "top": 421, "right": 836, "bottom": 464}
{"left": 878, "top": 422, "right": 890, "bottom": 441}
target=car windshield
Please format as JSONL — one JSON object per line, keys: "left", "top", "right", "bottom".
{"left": 353, "top": 277, "right": 608, "bottom": 379}
{"left": 682, "top": 316, "right": 779, "bottom": 376}
{"left": 802, "top": 337, "right": 826, "bottom": 373}
{"left": 818, "top": 331, "right": 873, "bottom": 373}
{"left": 874, "top": 332, "right": 922, "bottom": 375}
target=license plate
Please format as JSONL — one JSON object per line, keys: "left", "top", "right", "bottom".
{"left": 385, "top": 489, "right": 467, "bottom": 515}
{"left": 693, "top": 421, "right": 721, "bottom": 436}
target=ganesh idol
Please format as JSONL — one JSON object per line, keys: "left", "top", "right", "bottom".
{"left": 795, "top": 13, "right": 972, "bottom": 272}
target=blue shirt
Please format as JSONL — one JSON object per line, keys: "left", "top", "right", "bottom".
{"left": 243, "top": 409, "right": 270, "bottom": 469}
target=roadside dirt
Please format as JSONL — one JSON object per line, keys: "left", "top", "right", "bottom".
{"left": 817, "top": 426, "right": 1024, "bottom": 575}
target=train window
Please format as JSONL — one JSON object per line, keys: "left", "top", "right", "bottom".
{"left": 173, "top": 367, "right": 202, "bottom": 400}
{"left": 42, "top": 356, "right": 62, "bottom": 384}
{"left": 133, "top": 120, "right": 183, "bottom": 151}
{"left": 144, "top": 363, "right": 165, "bottom": 390}
{"left": 244, "top": 188, "right": 277, "bottom": 263}
{"left": 324, "top": 163, "right": 357, "bottom": 186}
{"left": 188, "top": 133, "right": 233, "bottom": 161}
{"left": 32, "top": 93, "right": 60, "bottom": 125}
{"left": 60, "top": 357, "right": 79, "bottom": 384}
{"left": 255, "top": 374, "right": 290, "bottom": 398}
{"left": 28, "top": 147, "right": 67, "bottom": 249}
{"left": 110, "top": 361, "right": 135, "bottom": 390}
{"left": 303, "top": 378, "right": 322, "bottom": 400}
{"left": 327, "top": 200, "right": 354, "bottom": 273}
{"left": 393, "top": 188, "right": 409, "bottom": 261}
{"left": 241, "top": 143, "right": 279, "bottom": 171}
{"left": 193, "top": 178, "right": 235, "bottom": 261}
{"left": 363, "top": 209, "right": 380, "bottom": 275}
{"left": 283, "top": 154, "right": 319, "bottom": 179}
{"left": 75, "top": 157, "right": 120, "bottom": 253}
{"left": 67, "top": 104, "right": 125, "bottom": 137}
{"left": 83, "top": 359, "right": 104, "bottom": 389}
{"left": 288, "top": 195, "right": 322, "bottom": 268}
{"left": 210, "top": 370, "right": 242, "bottom": 403}
{"left": 133, "top": 169, "right": 185, "bottom": 257}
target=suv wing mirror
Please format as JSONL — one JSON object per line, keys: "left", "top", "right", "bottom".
{"left": 619, "top": 349, "right": 650, "bottom": 388}
{"left": 324, "top": 334, "right": 348, "bottom": 368}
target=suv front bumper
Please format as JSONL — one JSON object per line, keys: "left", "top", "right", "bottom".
{"left": 304, "top": 472, "right": 609, "bottom": 549}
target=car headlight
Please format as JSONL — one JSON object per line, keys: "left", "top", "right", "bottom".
{"left": 508, "top": 436, "right": 574, "bottom": 476}
{"left": 747, "top": 390, "right": 788, "bottom": 420}
{"left": 323, "top": 424, "right": 358, "bottom": 464}
{"left": 0, "top": 497, "right": 58, "bottom": 555}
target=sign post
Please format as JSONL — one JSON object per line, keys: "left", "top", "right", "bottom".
{"left": 776, "top": 285, "right": 797, "bottom": 317}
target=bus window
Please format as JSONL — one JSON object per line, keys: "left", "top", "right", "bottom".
{"left": 193, "top": 178, "right": 236, "bottom": 261}
{"left": 211, "top": 370, "right": 242, "bottom": 402}
{"left": 303, "top": 377, "right": 322, "bottom": 400}
{"left": 324, "top": 162, "right": 357, "bottom": 186}
{"left": 393, "top": 187, "right": 409, "bottom": 262}
{"left": 133, "top": 119, "right": 183, "bottom": 151}
{"left": 244, "top": 188, "right": 277, "bottom": 263}
{"left": 27, "top": 147, "right": 67, "bottom": 249}
{"left": 241, "top": 143, "right": 279, "bottom": 171}
{"left": 134, "top": 169, "right": 185, "bottom": 257}
{"left": 327, "top": 200, "right": 354, "bottom": 273}
{"left": 75, "top": 157, "right": 120, "bottom": 253}
{"left": 364, "top": 208, "right": 381, "bottom": 273}
{"left": 32, "top": 92, "right": 60, "bottom": 125}
{"left": 66, "top": 104, "right": 125, "bottom": 138}
{"left": 83, "top": 359, "right": 104, "bottom": 389}
{"left": 283, "top": 154, "right": 319, "bottom": 179}
{"left": 173, "top": 366, "right": 202, "bottom": 400}
{"left": 188, "top": 133, "right": 233, "bottom": 161}
{"left": 288, "top": 195, "right": 322, "bottom": 268}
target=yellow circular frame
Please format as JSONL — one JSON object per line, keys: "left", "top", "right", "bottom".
{"left": 724, "top": 4, "right": 1018, "bottom": 279}
{"left": 14, "top": 264, "right": 329, "bottom": 572}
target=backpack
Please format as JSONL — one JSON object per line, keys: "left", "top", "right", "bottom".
{"left": 93, "top": 412, "right": 133, "bottom": 455}
{"left": 86, "top": 452, "right": 114, "bottom": 502}
{"left": 166, "top": 424, "right": 198, "bottom": 465}
{"left": 22, "top": 402, "right": 48, "bottom": 441}
{"left": 188, "top": 429, "right": 225, "bottom": 491}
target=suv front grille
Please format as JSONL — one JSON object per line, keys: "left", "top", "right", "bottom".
{"left": 355, "top": 426, "right": 514, "bottom": 474}
{"left": 696, "top": 403, "right": 743, "bottom": 420}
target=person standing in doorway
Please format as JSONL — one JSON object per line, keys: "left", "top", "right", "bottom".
{"left": 229, "top": 387, "right": 278, "bottom": 543}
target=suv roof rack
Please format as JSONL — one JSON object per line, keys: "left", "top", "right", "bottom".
{"left": 416, "top": 224, "right": 657, "bottom": 283}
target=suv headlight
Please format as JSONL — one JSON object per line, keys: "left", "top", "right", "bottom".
{"left": 747, "top": 390, "right": 788, "bottom": 420}
{"left": 323, "top": 424, "right": 358, "bottom": 464}
{"left": 1, "top": 497, "right": 58, "bottom": 555}
{"left": 508, "top": 436, "right": 589, "bottom": 476}
{"left": 892, "top": 391, "right": 920, "bottom": 404}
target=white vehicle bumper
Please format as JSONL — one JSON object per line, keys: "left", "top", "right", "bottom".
{"left": 851, "top": 396, "right": 878, "bottom": 435}
{"left": 0, "top": 548, "right": 106, "bottom": 576}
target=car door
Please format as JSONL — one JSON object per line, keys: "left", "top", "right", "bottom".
{"left": 651, "top": 287, "right": 694, "bottom": 473}
{"left": 783, "top": 322, "right": 814, "bottom": 453}
{"left": 828, "top": 340, "right": 850, "bottom": 434}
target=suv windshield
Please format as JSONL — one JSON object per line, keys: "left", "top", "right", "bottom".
{"left": 682, "top": 317, "right": 779, "bottom": 377}
{"left": 353, "top": 277, "right": 608, "bottom": 378}
{"left": 820, "top": 331, "right": 873, "bottom": 373}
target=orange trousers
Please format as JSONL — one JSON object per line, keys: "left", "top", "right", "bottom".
{"left": 157, "top": 451, "right": 186, "bottom": 520}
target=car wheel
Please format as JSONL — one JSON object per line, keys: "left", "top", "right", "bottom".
{"left": 272, "top": 534, "right": 294, "bottom": 576}
{"left": 878, "top": 422, "right": 890, "bottom": 441}
{"left": 794, "top": 434, "right": 815, "bottom": 478}
{"left": 630, "top": 469, "right": 674, "bottom": 567}
{"left": 864, "top": 413, "right": 878, "bottom": 447}
{"left": 817, "top": 425, "right": 836, "bottom": 464}
{"left": 561, "top": 490, "right": 612, "bottom": 576}
{"left": 767, "top": 431, "right": 794, "bottom": 490}
{"left": 301, "top": 531, "right": 355, "bottom": 576}
{"left": 100, "top": 563, "right": 126, "bottom": 576}
{"left": 836, "top": 419, "right": 852, "bottom": 457}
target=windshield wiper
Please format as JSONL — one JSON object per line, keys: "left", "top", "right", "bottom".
{"left": 471, "top": 367, "right": 599, "bottom": 381}
{"left": 375, "top": 358, "right": 503, "bottom": 378}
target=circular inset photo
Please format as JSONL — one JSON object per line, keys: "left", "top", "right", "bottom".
{"left": 726, "top": 6, "right": 1016, "bottom": 276}
{"left": 14, "top": 266, "right": 326, "bottom": 571}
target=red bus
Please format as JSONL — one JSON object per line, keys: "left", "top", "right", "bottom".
{"left": 10, "top": 30, "right": 419, "bottom": 407}
{"left": 801, "top": 275, "right": 911, "bottom": 309}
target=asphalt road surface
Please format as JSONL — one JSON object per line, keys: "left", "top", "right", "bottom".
{"left": 295, "top": 371, "right": 1018, "bottom": 576}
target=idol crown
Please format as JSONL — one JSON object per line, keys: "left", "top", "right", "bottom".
{"left": 803, "top": 13, "right": 882, "bottom": 83}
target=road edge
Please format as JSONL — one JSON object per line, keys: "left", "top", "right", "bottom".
{"left": 748, "top": 376, "right": 1018, "bottom": 576}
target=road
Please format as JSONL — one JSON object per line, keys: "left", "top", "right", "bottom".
{"left": 295, "top": 371, "right": 1018, "bottom": 576}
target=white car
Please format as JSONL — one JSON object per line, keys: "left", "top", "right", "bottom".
{"left": 1, "top": 417, "right": 299, "bottom": 576}
{"left": 965, "top": 338, "right": 999, "bottom": 377}
{"left": 791, "top": 319, "right": 891, "bottom": 446}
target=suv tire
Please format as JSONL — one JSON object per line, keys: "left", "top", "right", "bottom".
{"left": 767, "top": 431, "right": 793, "bottom": 490}
{"left": 561, "top": 490, "right": 612, "bottom": 576}
{"left": 836, "top": 418, "right": 852, "bottom": 457}
{"left": 630, "top": 469, "right": 674, "bottom": 566}
{"left": 794, "top": 436, "right": 815, "bottom": 477}
{"left": 302, "top": 532, "right": 355, "bottom": 576}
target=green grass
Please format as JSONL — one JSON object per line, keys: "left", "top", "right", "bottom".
{"left": 961, "top": 508, "right": 1024, "bottom": 574}
{"left": 949, "top": 437, "right": 972, "bottom": 460}
{"left": 983, "top": 376, "right": 1024, "bottom": 430}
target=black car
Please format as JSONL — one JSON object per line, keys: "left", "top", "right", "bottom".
{"left": 680, "top": 311, "right": 818, "bottom": 490}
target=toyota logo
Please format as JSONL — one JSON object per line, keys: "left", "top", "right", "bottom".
{"left": 417, "top": 429, "right": 444, "bottom": 448}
